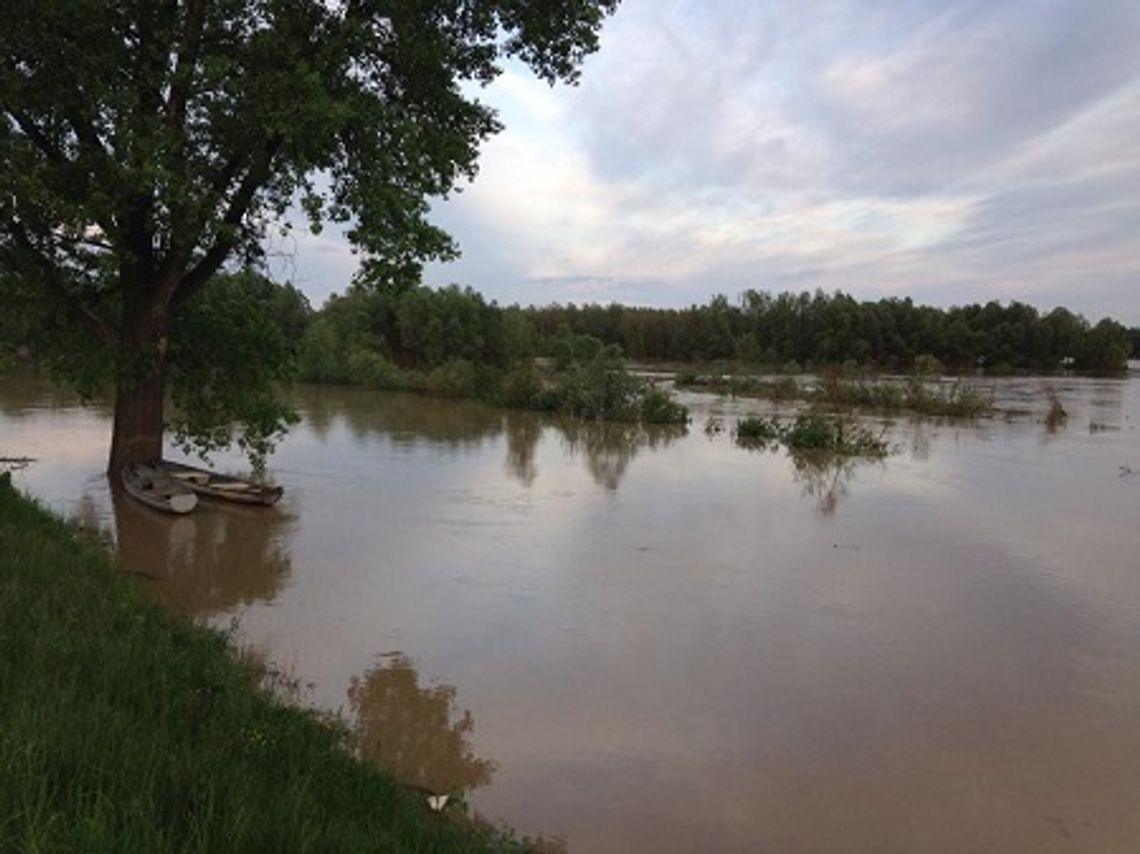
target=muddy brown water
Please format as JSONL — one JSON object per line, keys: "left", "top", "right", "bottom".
{"left": 4, "top": 370, "right": 1140, "bottom": 853}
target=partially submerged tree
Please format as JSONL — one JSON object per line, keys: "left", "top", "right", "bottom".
{"left": 1, "top": 0, "right": 619, "bottom": 472}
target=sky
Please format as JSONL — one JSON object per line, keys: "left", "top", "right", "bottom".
{"left": 272, "top": 0, "right": 1140, "bottom": 325}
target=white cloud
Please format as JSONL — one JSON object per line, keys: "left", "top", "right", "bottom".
{"left": 283, "top": 0, "right": 1140, "bottom": 324}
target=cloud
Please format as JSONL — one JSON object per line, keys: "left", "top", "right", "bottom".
{"left": 339, "top": 0, "right": 1140, "bottom": 323}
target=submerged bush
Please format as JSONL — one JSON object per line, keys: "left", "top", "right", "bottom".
{"left": 770, "top": 376, "right": 799, "bottom": 401}
{"left": 423, "top": 360, "right": 481, "bottom": 398}
{"left": 346, "top": 349, "right": 411, "bottom": 390}
{"left": 782, "top": 413, "right": 840, "bottom": 450}
{"left": 736, "top": 416, "right": 780, "bottom": 442}
{"left": 677, "top": 370, "right": 990, "bottom": 418}
{"left": 498, "top": 364, "right": 547, "bottom": 409}
{"left": 299, "top": 328, "right": 691, "bottom": 426}
{"left": 555, "top": 347, "right": 644, "bottom": 422}
{"left": 784, "top": 413, "right": 889, "bottom": 456}
{"left": 552, "top": 347, "right": 688, "bottom": 425}
{"left": 674, "top": 368, "right": 699, "bottom": 387}
{"left": 913, "top": 353, "right": 945, "bottom": 377}
{"left": 1044, "top": 386, "right": 1068, "bottom": 430}
{"left": 735, "top": 413, "right": 889, "bottom": 458}
{"left": 640, "top": 386, "right": 690, "bottom": 425}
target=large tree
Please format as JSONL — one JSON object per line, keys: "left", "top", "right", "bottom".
{"left": 1, "top": 0, "right": 618, "bottom": 472}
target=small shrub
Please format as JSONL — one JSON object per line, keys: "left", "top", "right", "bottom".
{"left": 783, "top": 413, "right": 889, "bottom": 457}
{"left": 499, "top": 364, "right": 546, "bottom": 409}
{"left": 674, "top": 369, "right": 699, "bottom": 387}
{"left": 770, "top": 376, "right": 799, "bottom": 401}
{"left": 345, "top": 349, "right": 409, "bottom": 390}
{"left": 935, "top": 382, "right": 991, "bottom": 417}
{"left": 736, "top": 416, "right": 780, "bottom": 442}
{"left": 530, "top": 386, "right": 564, "bottom": 412}
{"left": 1044, "top": 387, "right": 1067, "bottom": 430}
{"left": 913, "top": 354, "right": 944, "bottom": 377}
{"left": 783, "top": 413, "right": 839, "bottom": 450}
{"left": 640, "top": 386, "right": 689, "bottom": 425}
{"left": 424, "top": 360, "right": 479, "bottom": 398}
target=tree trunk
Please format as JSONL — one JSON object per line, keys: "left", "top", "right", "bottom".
{"left": 107, "top": 361, "right": 166, "bottom": 475}
{"left": 107, "top": 292, "right": 170, "bottom": 475}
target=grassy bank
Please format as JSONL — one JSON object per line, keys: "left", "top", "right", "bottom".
{"left": 0, "top": 475, "right": 511, "bottom": 853}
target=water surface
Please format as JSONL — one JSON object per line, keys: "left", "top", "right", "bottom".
{"left": 3, "top": 371, "right": 1140, "bottom": 853}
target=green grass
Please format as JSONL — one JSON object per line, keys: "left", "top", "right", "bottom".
{"left": 0, "top": 475, "right": 514, "bottom": 854}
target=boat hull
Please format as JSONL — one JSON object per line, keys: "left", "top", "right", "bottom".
{"left": 121, "top": 463, "right": 198, "bottom": 514}
{"left": 155, "top": 460, "right": 284, "bottom": 506}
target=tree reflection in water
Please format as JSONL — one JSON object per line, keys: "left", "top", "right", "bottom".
{"left": 557, "top": 420, "right": 686, "bottom": 491}
{"left": 347, "top": 654, "right": 495, "bottom": 796}
{"left": 503, "top": 410, "right": 542, "bottom": 487}
{"left": 297, "top": 385, "right": 504, "bottom": 449}
{"left": 737, "top": 440, "right": 883, "bottom": 516}
{"left": 110, "top": 486, "right": 295, "bottom": 615}
{"left": 786, "top": 451, "right": 856, "bottom": 516}
{"left": 292, "top": 385, "right": 689, "bottom": 493}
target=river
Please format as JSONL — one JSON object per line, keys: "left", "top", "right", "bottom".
{"left": 3, "top": 369, "right": 1140, "bottom": 853}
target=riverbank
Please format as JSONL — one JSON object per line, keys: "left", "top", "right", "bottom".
{"left": 0, "top": 474, "right": 510, "bottom": 853}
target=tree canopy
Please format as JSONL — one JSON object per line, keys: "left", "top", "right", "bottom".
{"left": 1, "top": 0, "right": 619, "bottom": 471}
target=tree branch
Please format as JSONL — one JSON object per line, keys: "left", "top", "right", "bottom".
{"left": 6, "top": 109, "right": 119, "bottom": 241}
{"left": 166, "top": 0, "right": 209, "bottom": 131}
{"left": 62, "top": 108, "right": 112, "bottom": 164}
{"left": 7, "top": 223, "right": 118, "bottom": 347}
{"left": 8, "top": 110, "right": 66, "bottom": 163}
{"left": 173, "top": 136, "right": 283, "bottom": 306}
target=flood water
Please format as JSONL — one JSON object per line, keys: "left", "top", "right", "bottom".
{"left": 3, "top": 369, "right": 1140, "bottom": 853}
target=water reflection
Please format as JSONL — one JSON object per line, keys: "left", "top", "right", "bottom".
{"left": 110, "top": 487, "right": 294, "bottom": 614}
{"left": 557, "top": 421, "right": 686, "bottom": 490}
{"left": 735, "top": 439, "right": 879, "bottom": 516}
{"left": 348, "top": 654, "right": 495, "bottom": 796}
{"left": 297, "top": 385, "right": 503, "bottom": 449}
{"left": 296, "top": 384, "right": 690, "bottom": 493}
{"left": 504, "top": 411, "right": 542, "bottom": 487}
{"left": 901, "top": 418, "right": 932, "bottom": 460}
{"left": 10, "top": 371, "right": 1140, "bottom": 852}
{"left": 0, "top": 369, "right": 94, "bottom": 417}
{"left": 788, "top": 450, "right": 862, "bottom": 516}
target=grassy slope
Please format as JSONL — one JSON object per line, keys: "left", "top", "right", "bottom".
{"left": 0, "top": 476, "right": 505, "bottom": 853}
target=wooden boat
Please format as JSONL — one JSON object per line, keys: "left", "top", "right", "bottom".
{"left": 155, "top": 460, "right": 284, "bottom": 506}
{"left": 121, "top": 462, "right": 199, "bottom": 515}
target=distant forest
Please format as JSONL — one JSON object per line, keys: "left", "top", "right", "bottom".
{"left": 296, "top": 281, "right": 1136, "bottom": 380}
{"left": 4, "top": 276, "right": 1135, "bottom": 394}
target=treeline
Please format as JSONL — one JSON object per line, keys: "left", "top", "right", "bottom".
{"left": 295, "top": 283, "right": 1135, "bottom": 378}
{"left": 521, "top": 291, "right": 1135, "bottom": 373}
